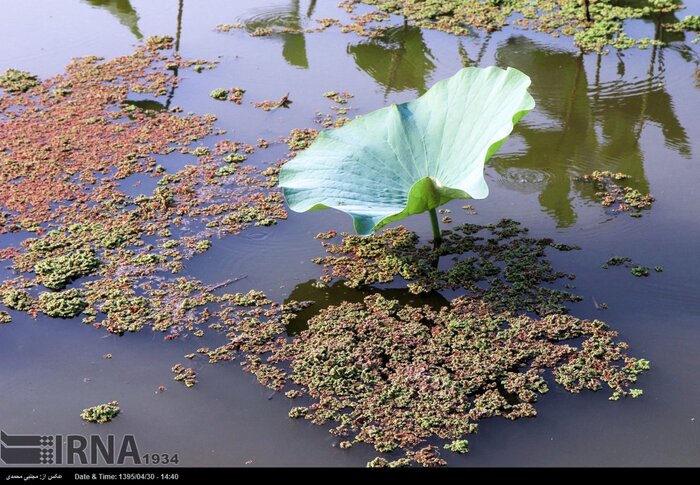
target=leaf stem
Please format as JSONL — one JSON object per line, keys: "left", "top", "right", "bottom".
{"left": 429, "top": 207, "right": 442, "bottom": 247}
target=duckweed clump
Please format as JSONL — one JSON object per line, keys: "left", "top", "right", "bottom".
{"left": 313, "top": 219, "right": 582, "bottom": 315}
{"left": 366, "top": 456, "right": 410, "bottom": 468}
{"left": 288, "top": 406, "right": 309, "bottom": 419}
{"left": 631, "top": 265, "right": 650, "bottom": 277}
{"left": 225, "top": 290, "right": 271, "bottom": 307}
{"left": 602, "top": 256, "right": 659, "bottom": 278}
{"left": 145, "top": 35, "right": 174, "bottom": 50}
{"left": 223, "top": 153, "right": 247, "bottom": 163}
{"left": 0, "top": 311, "right": 11, "bottom": 324}
{"left": 216, "top": 165, "right": 237, "bottom": 177}
{"left": 0, "top": 40, "right": 286, "bottom": 335}
{"left": 80, "top": 401, "right": 120, "bottom": 423}
{"left": 191, "top": 146, "right": 210, "bottom": 157}
{"left": 210, "top": 88, "right": 230, "bottom": 100}
{"left": 604, "top": 256, "right": 632, "bottom": 268}
{"left": 1, "top": 287, "right": 33, "bottom": 311}
{"left": 230, "top": 87, "right": 246, "bottom": 104}
{"left": 354, "top": 0, "right": 679, "bottom": 52}
{"left": 34, "top": 249, "right": 100, "bottom": 290}
{"left": 99, "top": 295, "right": 152, "bottom": 333}
{"left": 578, "top": 171, "right": 654, "bottom": 216}
{"left": 0, "top": 69, "right": 39, "bottom": 93}
{"left": 196, "top": 281, "right": 648, "bottom": 466}
{"left": 172, "top": 364, "right": 198, "bottom": 387}
{"left": 322, "top": 91, "right": 353, "bottom": 104}
{"left": 266, "top": 294, "right": 648, "bottom": 465}
{"left": 666, "top": 15, "right": 700, "bottom": 33}
{"left": 39, "top": 289, "right": 87, "bottom": 318}
{"left": 445, "top": 440, "right": 469, "bottom": 454}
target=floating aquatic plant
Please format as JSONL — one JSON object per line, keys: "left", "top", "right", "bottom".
{"left": 280, "top": 66, "right": 534, "bottom": 243}
{"left": 0, "top": 69, "right": 39, "bottom": 93}
{"left": 80, "top": 401, "right": 120, "bottom": 423}
{"left": 352, "top": 0, "right": 679, "bottom": 52}
{"left": 162, "top": 218, "right": 648, "bottom": 466}
{"left": 631, "top": 265, "right": 650, "bottom": 277}
{"left": 602, "top": 256, "right": 659, "bottom": 279}
{"left": 312, "top": 220, "right": 581, "bottom": 315}
{"left": 577, "top": 171, "right": 654, "bottom": 216}
{"left": 214, "top": 289, "right": 648, "bottom": 467}
{"left": 230, "top": 87, "right": 246, "bottom": 104}
{"left": 38, "top": 289, "right": 87, "bottom": 319}
{"left": 602, "top": 256, "right": 632, "bottom": 268}
{"left": 34, "top": 248, "right": 101, "bottom": 290}
{"left": 210, "top": 88, "right": 230, "bottom": 100}
{"left": 1, "top": 287, "right": 34, "bottom": 311}
{"left": 254, "top": 93, "right": 293, "bottom": 111}
{"left": 222, "top": 1, "right": 684, "bottom": 52}
{"left": 172, "top": 364, "right": 198, "bottom": 387}
{"left": 0, "top": 39, "right": 286, "bottom": 335}
{"left": 0, "top": 32, "right": 653, "bottom": 468}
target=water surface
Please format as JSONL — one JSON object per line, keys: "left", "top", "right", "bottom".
{"left": 1, "top": 0, "right": 699, "bottom": 466}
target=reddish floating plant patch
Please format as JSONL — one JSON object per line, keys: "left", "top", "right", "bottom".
{"left": 577, "top": 171, "right": 654, "bottom": 217}
{"left": 193, "top": 286, "right": 648, "bottom": 467}
{"left": 0, "top": 37, "right": 286, "bottom": 333}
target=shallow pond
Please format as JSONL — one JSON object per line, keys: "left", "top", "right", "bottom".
{"left": 0, "top": 0, "right": 699, "bottom": 466}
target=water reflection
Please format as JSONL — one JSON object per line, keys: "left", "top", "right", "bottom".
{"left": 238, "top": 0, "right": 310, "bottom": 68}
{"left": 348, "top": 25, "right": 436, "bottom": 97}
{"left": 494, "top": 35, "right": 689, "bottom": 227}
{"left": 615, "top": 0, "right": 685, "bottom": 44}
{"left": 283, "top": 280, "right": 448, "bottom": 335}
{"left": 121, "top": 99, "right": 167, "bottom": 114}
{"left": 125, "top": 0, "right": 184, "bottom": 109}
{"left": 458, "top": 33, "right": 492, "bottom": 68}
{"left": 83, "top": 0, "right": 142, "bottom": 39}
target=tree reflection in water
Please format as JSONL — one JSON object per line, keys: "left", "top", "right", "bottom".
{"left": 83, "top": 0, "right": 142, "bottom": 39}
{"left": 348, "top": 24, "right": 436, "bottom": 98}
{"left": 238, "top": 0, "right": 311, "bottom": 69}
{"left": 494, "top": 35, "right": 690, "bottom": 227}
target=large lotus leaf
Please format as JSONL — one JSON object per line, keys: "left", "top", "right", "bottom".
{"left": 279, "top": 66, "right": 535, "bottom": 235}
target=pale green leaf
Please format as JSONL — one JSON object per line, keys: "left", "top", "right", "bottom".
{"left": 279, "top": 66, "right": 535, "bottom": 235}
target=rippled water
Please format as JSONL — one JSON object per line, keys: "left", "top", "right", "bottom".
{"left": 1, "top": 0, "right": 699, "bottom": 466}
